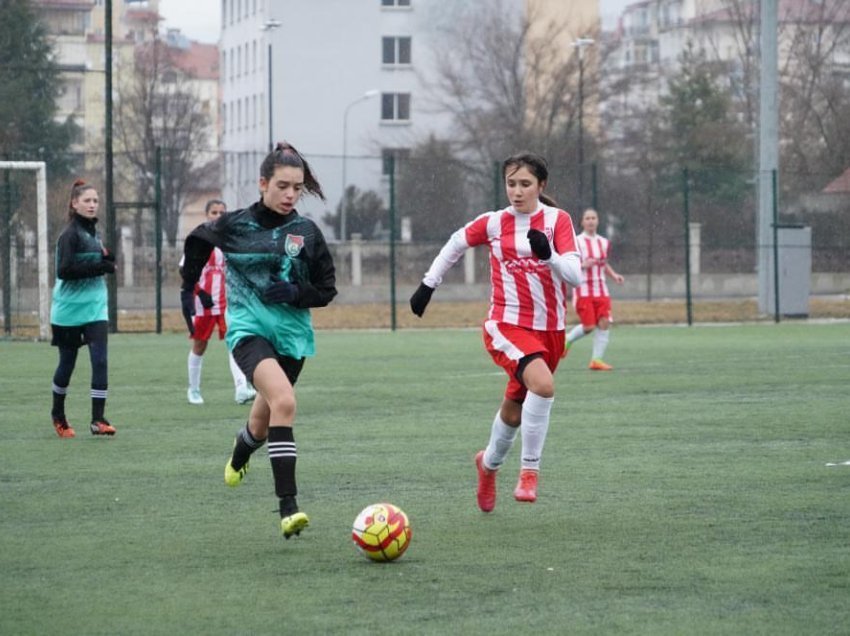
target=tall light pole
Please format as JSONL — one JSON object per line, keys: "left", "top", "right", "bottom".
{"left": 573, "top": 37, "right": 594, "bottom": 209}
{"left": 340, "top": 89, "right": 379, "bottom": 242}
{"left": 261, "top": 19, "right": 282, "bottom": 151}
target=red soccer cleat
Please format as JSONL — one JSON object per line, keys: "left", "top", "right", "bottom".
{"left": 53, "top": 417, "right": 76, "bottom": 439}
{"left": 589, "top": 359, "right": 613, "bottom": 371}
{"left": 90, "top": 419, "right": 116, "bottom": 436}
{"left": 475, "top": 450, "right": 498, "bottom": 513}
{"left": 514, "top": 469, "right": 538, "bottom": 503}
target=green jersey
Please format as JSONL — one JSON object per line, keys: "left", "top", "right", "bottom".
{"left": 50, "top": 215, "right": 109, "bottom": 326}
{"left": 181, "top": 201, "right": 337, "bottom": 358}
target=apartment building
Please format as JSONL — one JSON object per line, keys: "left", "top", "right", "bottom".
{"left": 220, "top": 0, "right": 598, "bottom": 236}
{"left": 33, "top": 0, "right": 162, "bottom": 168}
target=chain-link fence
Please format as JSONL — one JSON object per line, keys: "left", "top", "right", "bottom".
{"left": 2, "top": 151, "right": 849, "bottom": 338}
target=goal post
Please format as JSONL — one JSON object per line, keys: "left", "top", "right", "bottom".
{"left": 0, "top": 161, "right": 49, "bottom": 339}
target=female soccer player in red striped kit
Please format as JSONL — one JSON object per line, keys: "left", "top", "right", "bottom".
{"left": 410, "top": 152, "right": 581, "bottom": 512}
{"left": 564, "top": 207, "right": 625, "bottom": 370}
{"left": 181, "top": 200, "right": 255, "bottom": 405}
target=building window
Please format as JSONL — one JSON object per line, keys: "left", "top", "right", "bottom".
{"left": 381, "top": 147, "right": 411, "bottom": 175}
{"left": 382, "top": 0, "right": 411, "bottom": 6}
{"left": 381, "top": 93, "right": 411, "bottom": 121}
{"left": 382, "top": 36, "right": 411, "bottom": 65}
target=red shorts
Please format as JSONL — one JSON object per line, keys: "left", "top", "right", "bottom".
{"left": 191, "top": 313, "right": 227, "bottom": 341}
{"left": 482, "top": 321, "right": 565, "bottom": 402}
{"left": 573, "top": 295, "right": 612, "bottom": 328}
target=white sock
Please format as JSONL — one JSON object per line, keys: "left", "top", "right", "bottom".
{"left": 188, "top": 351, "right": 203, "bottom": 391}
{"left": 483, "top": 412, "right": 518, "bottom": 471}
{"left": 229, "top": 352, "right": 248, "bottom": 390}
{"left": 520, "top": 391, "right": 554, "bottom": 471}
{"left": 567, "top": 324, "right": 586, "bottom": 344}
{"left": 592, "top": 329, "right": 610, "bottom": 361}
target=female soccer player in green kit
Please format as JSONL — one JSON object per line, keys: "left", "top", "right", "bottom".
{"left": 180, "top": 142, "right": 336, "bottom": 539}
{"left": 49, "top": 180, "right": 117, "bottom": 438}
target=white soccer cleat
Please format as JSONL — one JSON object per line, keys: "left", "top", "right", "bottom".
{"left": 187, "top": 388, "right": 204, "bottom": 405}
{"left": 234, "top": 385, "right": 257, "bottom": 404}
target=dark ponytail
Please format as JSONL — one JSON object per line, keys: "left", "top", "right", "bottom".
{"left": 260, "top": 141, "right": 325, "bottom": 201}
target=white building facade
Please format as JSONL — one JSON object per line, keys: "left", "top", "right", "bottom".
{"left": 220, "top": 0, "right": 499, "bottom": 236}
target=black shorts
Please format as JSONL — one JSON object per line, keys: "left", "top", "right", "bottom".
{"left": 231, "top": 336, "right": 305, "bottom": 386}
{"left": 51, "top": 320, "right": 108, "bottom": 349}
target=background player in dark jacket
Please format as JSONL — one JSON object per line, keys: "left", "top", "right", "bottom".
{"left": 49, "top": 180, "right": 117, "bottom": 438}
{"left": 180, "top": 142, "right": 336, "bottom": 539}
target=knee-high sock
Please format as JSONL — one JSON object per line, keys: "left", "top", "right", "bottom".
{"left": 89, "top": 338, "right": 108, "bottom": 421}
{"left": 567, "top": 324, "right": 586, "bottom": 344}
{"left": 520, "top": 391, "right": 554, "bottom": 471}
{"left": 228, "top": 351, "right": 249, "bottom": 390}
{"left": 51, "top": 383, "right": 68, "bottom": 419}
{"left": 52, "top": 347, "right": 78, "bottom": 419}
{"left": 592, "top": 328, "right": 610, "bottom": 361}
{"left": 230, "top": 423, "right": 266, "bottom": 470}
{"left": 268, "top": 426, "right": 298, "bottom": 515}
{"left": 483, "top": 412, "right": 518, "bottom": 471}
{"left": 188, "top": 351, "right": 203, "bottom": 391}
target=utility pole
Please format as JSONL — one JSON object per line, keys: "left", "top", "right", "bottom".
{"left": 573, "top": 38, "right": 594, "bottom": 209}
{"left": 757, "top": 0, "right": 778, "bottom": 313}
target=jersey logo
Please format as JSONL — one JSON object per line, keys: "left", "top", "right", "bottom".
{"left": 284, "top": 234, "right": 305, "bottom": 257}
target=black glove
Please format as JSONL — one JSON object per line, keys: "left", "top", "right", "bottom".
{"left": 527, "top": 229, "right": 552, "bottom": 260}
{"left": 180, "top": 288, "right": 196, "bottom": 336}
{"left": 409, "top": 282, "right": 434, "bottom": 317}
{"left": 263, "top": 280, "right": 299, "bottom": 304}
{"left": 196, "top": 289, "right": 214, "bottom": 309}
{"left": 102, "top": 248, "right": 116, "bottom": 262}
{"left": 99, "top": 260, "right": 116, "bottom": 274}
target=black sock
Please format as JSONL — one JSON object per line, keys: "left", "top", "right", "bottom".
{"left": 280, "top": 495, "right": 298, "bottom": 517}
{"left": 91, "top": 386, "right": 107, "bottom": 421}
{"left": 268, "top": 426, "right": 297, "bottom": 515}
{"left": 230, "top": 424, "right": 266, "bottom": 470}
{"left": 51, "top": 386, "right": 67, "bottom": 420}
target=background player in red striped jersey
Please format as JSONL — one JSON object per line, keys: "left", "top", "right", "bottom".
{"left": 181, "top": 200, "right": 256, "bottom": 405}
{"left": 565, "top": 207, "right": 625, "bottom": 371}
{"left": 410, "top": 152, "right": 582, "bottom": 512}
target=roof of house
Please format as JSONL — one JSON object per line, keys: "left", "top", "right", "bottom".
{"left": 822, "top": 168, "right": 850, "bottom": 194}
{"left": 171, "top": 41, "right": 219, "bottom": 81}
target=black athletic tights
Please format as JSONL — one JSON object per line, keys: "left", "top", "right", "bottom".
{"left": 53, "top": 340, "right": 108, "bottom": 392}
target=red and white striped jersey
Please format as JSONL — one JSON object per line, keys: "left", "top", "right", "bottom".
{"left": 195, "top": 247, "right": 226, "bottom": 316}
{"left": 423, "top": 203, "right": 580, "bottom": 331}
{"left": 574, "top": 232, "right": 611, "bottom": 299}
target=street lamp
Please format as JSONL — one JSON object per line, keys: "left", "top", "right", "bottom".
{"left": 340, "top": 89, "right": 379, "bottom": 242}
{"left": 573, "top": 37, "right": 594, "bottom": 208}
{"left": 261, "top": 19, "right": 282, "bottom": 151}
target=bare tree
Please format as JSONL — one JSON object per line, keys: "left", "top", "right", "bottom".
{"left": 420, "top": 0, "right": 606, "bottom": 208}
{"left": 778, "top": 0, "right": 850, "bottom": 183}
{"left": 114, "top": 36, "right": 214, "bottom": 246}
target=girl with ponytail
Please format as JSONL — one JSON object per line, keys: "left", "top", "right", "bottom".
{"left": 49, "top": 179, "right": 117, "bottom": 438}
{"left": 180, "top": 141, "right": 337, "bottom": 540}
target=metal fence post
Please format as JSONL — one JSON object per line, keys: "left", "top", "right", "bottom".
{"left": 388, "top": 154, "right": 397, "bottom": 331}
{"left": 683, "top": 168, "right": 693, "bottom": 326}
{"left": 772, "top": 169, "right": 780, "bottom": 323}
{"left": 155, "top": 146, "right": 163, "bottom": 334}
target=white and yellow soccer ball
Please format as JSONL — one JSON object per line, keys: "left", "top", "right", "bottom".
{"left": 351, "top": 502, "right": 412, "bottom": 562}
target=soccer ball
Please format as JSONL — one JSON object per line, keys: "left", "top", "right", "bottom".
{"left": 351, "top": 502, "right": 412, "bottom": 562}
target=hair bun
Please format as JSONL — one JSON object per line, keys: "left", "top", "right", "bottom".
{"left": 72, "top": 179, "right": 86, "bottom": 187}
